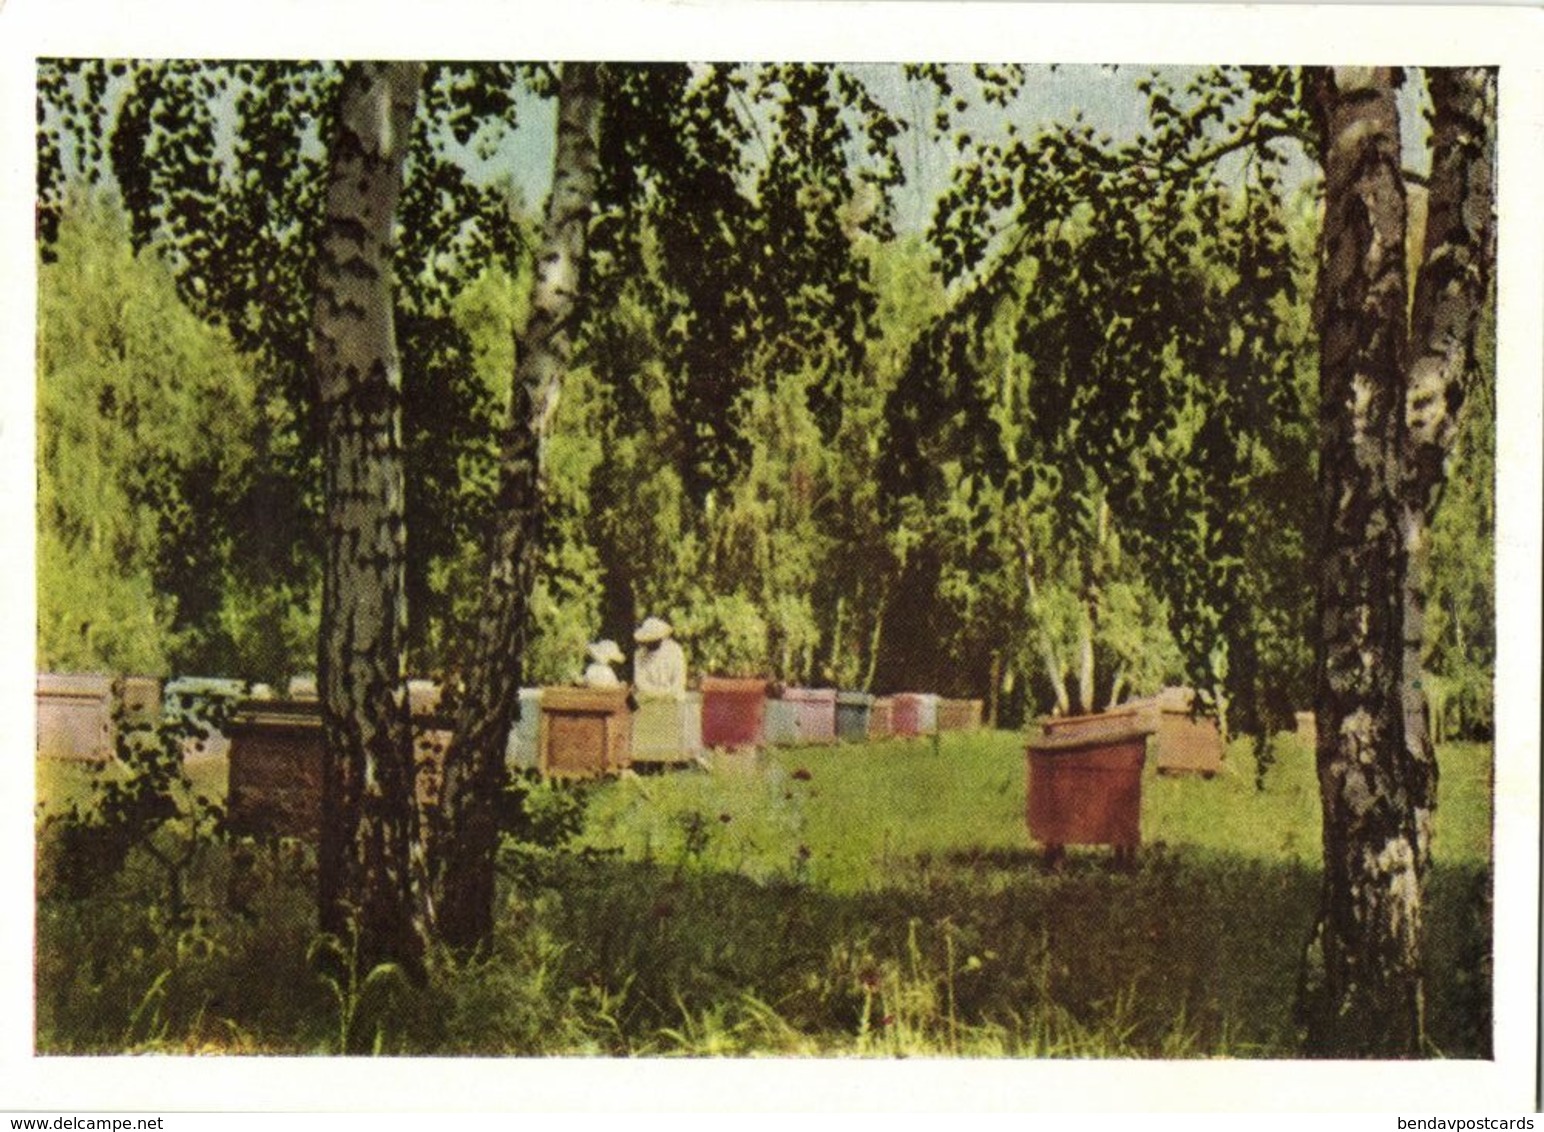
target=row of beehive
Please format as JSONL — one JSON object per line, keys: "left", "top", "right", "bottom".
{"left": 41, "top": 672, "right": 1234, "bottom": 865}
{"left": 33, "top": 674, "right": 984, "bottom": 767}
{"left": 523, "top": 682, "right": 986, "bottom": 778}
{"left": 35, "top": 674, "right": 985, "bottom": 841}
{"left": 701, "top": 680, "right": 983, "bottom": 750}
{"left": 39, "top": 673, "right": 1233, "bottom": 867}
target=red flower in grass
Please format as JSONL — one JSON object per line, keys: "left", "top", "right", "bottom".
{"left": 791, "top": 767, "right": 813, "bottom": 781}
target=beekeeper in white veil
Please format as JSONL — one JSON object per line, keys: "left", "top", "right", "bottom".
{"left": 633, "top": 616, "right": 687, "bottom": 701}
{"left": 582, "top": 639, "right": 626, "bottom": 688}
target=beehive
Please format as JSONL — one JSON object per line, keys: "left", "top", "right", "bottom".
{"left": 1129, "top": 687, "right": 1224, "bottom": 776}
{"left": 936, "top": 698, "right": 983, "bottom": 732}
{"left": 891, "top": 692, "right": 939, "bottom": 737}
{"left": 35, "top": 673, "right": 114, "bottom": 761}
{"left": 539, "top": 686, "right": 632, "bottom": 778}
{"left": 835, "top": 692, "right": 874, "bottom": 741}
{"left": 1028, "top": 707, "right": 1157, "bottom": 860}
{"left": 700, "top": 677, "right": 768, "bottom": 751}
{"left": 632, "top": 693, "right": 703, "bottom": 765}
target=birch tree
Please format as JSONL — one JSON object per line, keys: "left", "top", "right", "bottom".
{"left": 1298, "top": 65, "right": 1495, "bottom": 1056}
{"left": 311, "top": 60, "right": 428, "bottom": 974}
{"left": 431, "top": 62, "right": 604, "bottom": 950}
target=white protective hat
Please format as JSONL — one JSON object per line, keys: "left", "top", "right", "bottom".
{"left": 588, "top": 639, "right": 626, "bottom": 665}
{"left": 634, "top": 616, "right": 674, "bottom": 644}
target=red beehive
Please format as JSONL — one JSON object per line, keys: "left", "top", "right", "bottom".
{"left": 891, "top": 693, "right": 938, "bottom": 737}
{"left": 700, "top": 676, "right": 768, "bottom": 751}
{"left": 1027, "top": 707, "right": 1157, "bottom": 864}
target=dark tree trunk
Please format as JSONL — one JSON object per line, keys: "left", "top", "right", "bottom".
{"left": 1299, "top": 66, "right": 1495, "bottom": 1057}
{"left": 431, "top": 62, "right": 603, "bottom": 950}
{"left": 312, "top": 60, "right": 427, "bottom": 976}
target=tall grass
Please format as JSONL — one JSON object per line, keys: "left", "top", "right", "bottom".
{"left": 34, "top": 730, "right": 1492, "bottom": 1056}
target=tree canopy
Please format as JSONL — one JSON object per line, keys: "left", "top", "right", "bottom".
{"left": 36, "top": 61, "right": 1494, "bottom": 740}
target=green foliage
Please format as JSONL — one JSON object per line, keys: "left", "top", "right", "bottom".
{"left": 588, "top": 64, "right": 897, "bottom": 502}
{"left": 878, "top": 67, "right": 1319, "bottom": 737}
{"left": 37, "top": 61, "right": 539, "bottom": 678}
{"left": 560, "top": 64, "right": 911, "bottom": 681}
{"left": 37, "top": 63, "right": 1411, "bottom": 732}
{"left": 36, "top": 197, "right": 260, "bottom": 675}
{"left": 677, "top": 594, "right": 769, "bottom": 679}
{"left": 36, "top": 62, "right": 952, "bottom": 692}
{"left": 306, "top": 927, "right": 411, "bottom": 1055}
{"left": 490, "top": 769, "right": 593, "bottom": 892}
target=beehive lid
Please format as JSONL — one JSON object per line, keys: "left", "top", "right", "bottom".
{"left": 701, "top": 676, "right": 769, "bottom": 693}
{"left": 1038, "top": 706, "right": 1157, "bottom": 746}
{"left": 37, "top": 672, "right": 114, "bottom": 699}
{"left": 541, "top": 685, "right": 632, "bottom": 712}
{"left": 229, "top": 698, "right": 323, "bottom": 731}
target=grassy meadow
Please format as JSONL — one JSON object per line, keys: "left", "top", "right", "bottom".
{"left": 33, "top": 729, "right": 1493, "bottom": 1057}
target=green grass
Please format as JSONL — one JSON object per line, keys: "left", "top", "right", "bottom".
{"left": 581, "top": 730, "right": 1492, "bottom": 880}
{"left": 36, "top": 753, "right": 227, "bottom": 819}
{"left": 33, "top": 729, "right": 1493, "bottom": 1057}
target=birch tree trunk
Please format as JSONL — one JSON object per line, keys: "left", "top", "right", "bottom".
{"left": 431, "top": 62, "right": 603, "bottom": 950}
{"left": 312, "top": 60, "right": 426, "bottom": 975}
{"left": 1299, "top": 65, "right": 1495, "bottom": 1057}
{"left": 1397, "top": 67, "right": 1496, "bottom": 837}
{"left": 1074, "top": 609, "right": 1096, "bottom": 715}
{"left": 1017, "top": 534, "right": 1070, "bottom": 716}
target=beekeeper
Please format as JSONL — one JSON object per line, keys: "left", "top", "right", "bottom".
{"left": 582, "top": 639, "right": 626, "bottom": 688}
{"left": 633, "top": 616, "right": 687, "bottom": 700}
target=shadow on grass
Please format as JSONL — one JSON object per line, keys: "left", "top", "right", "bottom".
{"left": 410, "top": 842, "right": 1490, "bottom": 1057}
{"left": 35, "top": 831, "right": 1491, "bottom": 1057}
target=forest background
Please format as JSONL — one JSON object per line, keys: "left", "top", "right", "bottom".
{"left": 28, "top": 62, "right": 1492, "bottom": 741}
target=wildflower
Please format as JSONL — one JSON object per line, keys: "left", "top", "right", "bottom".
{"left": 791, "top": 767, "right": 812, "bottom": 781}
{"left": 718, "top": 812, "right": 732, "bottom": 824}
{"left": 859, "top": 967, "right": 881, "bottom": 991}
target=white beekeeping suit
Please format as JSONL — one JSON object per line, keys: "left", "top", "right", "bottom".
{"left": 633, "top": 616, "right": 687, "bottom": 701}
{"left": 583, "top": 639, "right": 625, "bottom": 688}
